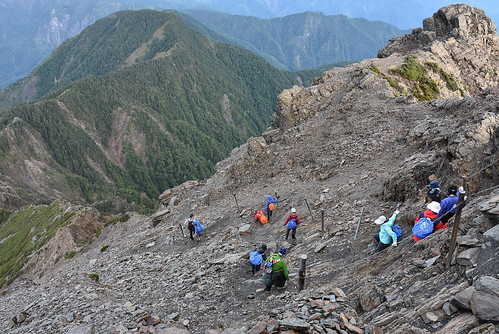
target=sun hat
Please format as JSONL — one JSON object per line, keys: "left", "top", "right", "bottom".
{"left": 374, "top": 215, "right": 386, "bottom": 225}
{"left": 427, "top": 201, "right": 441, "bottom": 213}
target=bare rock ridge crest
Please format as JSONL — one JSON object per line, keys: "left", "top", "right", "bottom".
{"left": 1, "top": 4, "right": 498, "bottom": 334}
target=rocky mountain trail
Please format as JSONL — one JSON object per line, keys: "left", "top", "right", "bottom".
{"left": 1, "top": 4, "right": 499, "bottom": 334}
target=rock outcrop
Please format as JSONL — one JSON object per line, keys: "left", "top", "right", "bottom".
{"left": 378, "top": 4, "right": 499, "bottom": 97}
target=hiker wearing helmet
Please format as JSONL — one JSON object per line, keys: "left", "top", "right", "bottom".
{"left": 373, "top": 210, "right": 400, "bottom": 252}
{"left": 413, "top": 201, "right": 440, "bottom": 242}
{"left": 263, "top": 248, "right": 289, "bottom": 291}
{"left": 249, "top": 244, "right": 268, "bottom": 275}
{"left": 265, "top": 195, "right": 279, "bottom": 222}
{"left": 284, "top": 208, "right": 301, "bottom": 240}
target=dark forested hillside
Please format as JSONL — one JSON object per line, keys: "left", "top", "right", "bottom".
{"left": 0, "top": 10, "right": 310, "bottom": 214}
{"left": 183, "top": 10, "right": 408, "bottom": 71}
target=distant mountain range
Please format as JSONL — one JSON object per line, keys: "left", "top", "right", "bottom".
{"left": 0, "top": 10, "right": 312, "bottom": 213}
{"left": 0, "top": 0, "right": 415, "bottom": 88}
{"left": 188, "top": 0, "right": 499, "bottom": 30}
{"left": 184, "top": 10, "right": 407, "bottom": 71}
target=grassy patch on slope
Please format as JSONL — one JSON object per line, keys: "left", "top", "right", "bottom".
{"left": 389, "top": 55, "right": 440, "bottom": 101}
{"left": 0, "top": 202, "right": 75, "bottom": 288}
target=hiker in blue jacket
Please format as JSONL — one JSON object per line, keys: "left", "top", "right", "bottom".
{"left": 373, "top": 210, "right": 399, "bottom": 252}
{"left": 265, "top": 195, "right": 279, "bottom": 222}
{"left": 433, "top": 185, "right": 463, "bottom": 227}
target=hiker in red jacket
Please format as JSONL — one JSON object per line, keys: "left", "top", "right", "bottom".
{"left": 284, "top": 208, "right": 301, "bottom": 240}
{"left": 413, "top": 201, "right": 440, "bottom": 241}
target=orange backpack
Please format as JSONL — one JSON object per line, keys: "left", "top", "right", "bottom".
{"left": 254, "top": 210, "right": 268, "bottom": 224}
{"left": 268, "top": 203, "right": 275, "bottom": 211}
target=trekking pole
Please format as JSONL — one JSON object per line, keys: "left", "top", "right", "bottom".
{"left": 354, "top": 207, "right": 364, "bottom": 240}
{"left": 298, "top": 254, "right": 307, "bottom": 292}
{"left": 446, "top": 191, "right": 467, "bottom": 268}
{"left": 179, "top": 223, "right": 185, "bottom": 238}
{"left": 275, "top": 192, "right": 279, "bottom": 210}
{"left": 304, "top": 199, "right": 316, "bottom": 224}
{"left": 321, "top": 209, "right": 324, "bottom": 232}
{"left": 233, "top": 193, "right": 240, "bottom": 212}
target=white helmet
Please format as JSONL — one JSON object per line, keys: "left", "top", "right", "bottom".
{"left": 291, "top": 208, "right": 296, "bottom": 213}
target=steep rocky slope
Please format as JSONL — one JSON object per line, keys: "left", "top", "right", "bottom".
{"left": 0, "top": 4, "right": 498, "bottom": 334}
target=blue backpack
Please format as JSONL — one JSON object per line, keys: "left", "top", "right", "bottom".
{"left": 412, "top": 217, "right": 434, "bottom": 239}
{"left": 194, "top": 221, "right": 204, "bottom": 234}
{"left": 249, "top": 251, "right": 263, "bottom": 266}
{"left": 393, "top": 225, "right": 403, "bottom": 238}
{"left": 287, "top": 218, "right": 297, "bottom": 229}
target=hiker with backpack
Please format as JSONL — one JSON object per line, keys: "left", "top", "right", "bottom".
{"left": 373, "top": 210, "right": 400, "bottom": 252}
{"left": 413, "top": 185, "right": 465, "bottom": 241}
{"left": 249, "top": 244, "right": 268, "bottom": 275}
{"left": 434, "top": 185, "right": 463, "bottom": 226}
{"left": 412, "top": 201, "right": 440, "bottom": 241}
{"left": 263, "top": 248, "right": 289, "bottom": 291}
{"left": 265, "top": 195, "right": 279, "bottom": 222}
{"left": 185, "top": 214, "right": 195, "bottom": 240}
{"left": 427, "top": 175, "right": 442, "bottom": 202}
{"left": 185, "top": 214, "right": 204, "bottom": 240}
{"left": 192, "top": 219, "right": 204, "bottom": 240}
{"left": 284, "top": 208, "right": 301, "bottom": 240}
{"left": 254, "top": 210, "right": 268, "bottom": 224}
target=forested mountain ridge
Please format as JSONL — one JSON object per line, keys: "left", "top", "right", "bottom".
{"left": 0, "top": 9, "right": 227, "bottom": 111}
{"left": 0, "top": 0, "right": 409, "bottom": 89}
{"left": 0, "top": 9, "right": 309, "bottom": 213}
{"left": 183, "top": 10, "right": 408, "bottom": 71}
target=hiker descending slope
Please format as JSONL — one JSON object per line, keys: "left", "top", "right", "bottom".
{"left": 434, "top": 185, "right": 463, "bottom": 226}
{"left": 185, "top": 214, "right": 204, "bottom": 241}
{"left": 185, "top": 214, "right": 195, "bottom": 240}
{"left": 413, "top": 201, "right": 440, "bottom": 241}
{"left": 249, "top": 244, "right": 267, "bottom": 275}
{"left": 192, "top": 219, "right": 204, "bottom": 240}
{"left": 413, "top": 185, "right": 465, "bottom": 241}
{"left": 284, "top": 208, "right": 301, "bottom": 240}
{"left": 373, "top": 210, "right": 400, "bottom": 252}
{"left": 265, "top": 195, "right": 279, "bottom": 222}
{"left": 427, "top": 175, "right": 442, "bottom": 202}
{"left": 263, "top": 248, "right": 289, "bottom": 292}
{"left": 254, "top": 210, "right": 268, "bottom": 224}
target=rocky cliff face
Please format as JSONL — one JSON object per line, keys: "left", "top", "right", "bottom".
{"left": 377, "top": 4, "right": 499, "bottom": 97}
{"left": 0, "top": 4, "right": 498, "bottom": 334}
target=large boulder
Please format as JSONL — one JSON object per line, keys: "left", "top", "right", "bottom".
{"left": 470, "top": 276, "right": 499, "bottom": 322}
